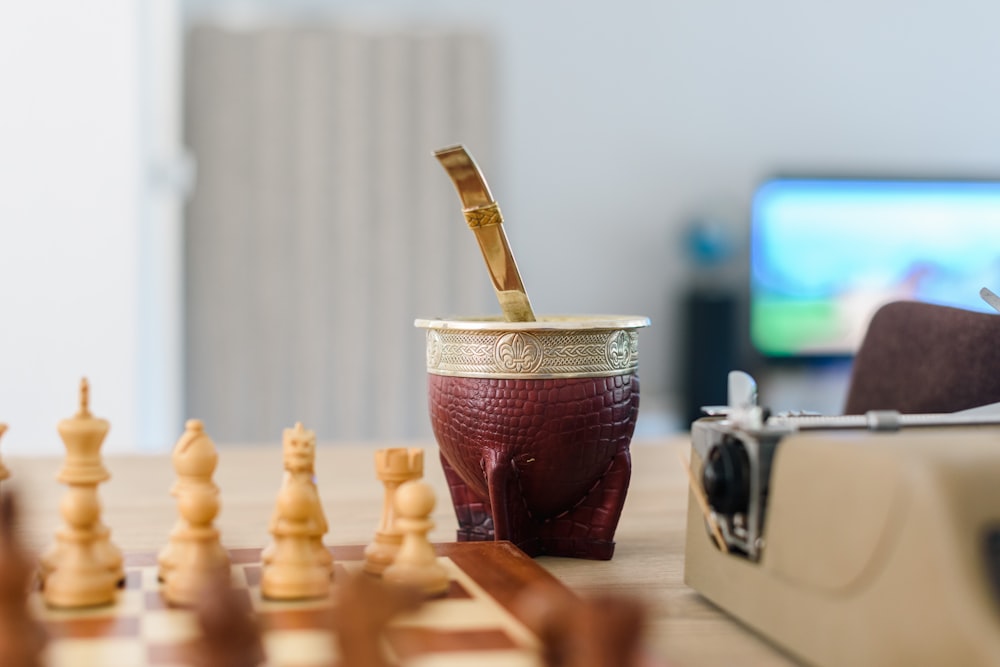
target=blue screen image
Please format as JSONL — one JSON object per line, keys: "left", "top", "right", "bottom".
{"left": 750, "top": 177, "right": 1000, "bottom": 356}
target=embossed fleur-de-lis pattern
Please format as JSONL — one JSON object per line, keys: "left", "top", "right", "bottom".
{"left": 425, "top": 329, "right": 640, "bottom": 378}
{"left": 495, "top": 332, "right": 543, "bottom": 373}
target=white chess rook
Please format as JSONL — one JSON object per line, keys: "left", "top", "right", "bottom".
{"left": 364, "top": 447, "right": 424, "bottom": 575}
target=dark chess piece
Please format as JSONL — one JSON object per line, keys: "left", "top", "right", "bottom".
{"left": 516, "top": 581, "right": 648, "bottom": 667}
{"left": 0, "top": 492, "right": 47, "bottom": 667}
{"left": 331, "top": 571, "right": 423, "bottom": 667}
{"left": 190, "top": 567, "right": 265, "bottom": 667}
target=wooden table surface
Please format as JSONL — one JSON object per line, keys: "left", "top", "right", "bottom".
{"left": 6, "top": 437, "right": 798, "bottom": 667}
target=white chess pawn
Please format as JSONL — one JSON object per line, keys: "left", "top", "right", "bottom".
{"left": 382, "top": 480, "right": 448, "bottom": 597}
{"left": 261, "top": 476, "right": 330, "bottom": 600}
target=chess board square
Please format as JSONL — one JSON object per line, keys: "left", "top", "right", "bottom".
{"left": 116, "top": 588, "right": 145, "bottom": 615}
{"left": 443, "top": 579, "right": 472, "bottom": 599}
{"left": 45, "top": 615, "right": 140, "bottom": 640}
{"left": 144, "top": 590, "right": 171, "bottom": 611}
{"left": 228, "top": 547, "right": 262, "bottom": 564}
{"left": 146, "top": 639, "right": 196, "bottom": 666}
{"left": 124, "top": 552, "right": 160, "bottom": 568}
{"left": 141, "top": 609, "right": 199, "bottom": 644}
{"left": 124, "top": 569, "right": 143, "bottom": 590}
{"left": 139, "top": 567, "right": 161, "bottom": 591}
{"left": 263, "top": 629, "right": 336, "bottom": 667}
{"left": 43, "top": 637, "right": 146, "bottom": 667}
{"left": 392, "top": 598, "right": 511, "bottom": 630}
{"left": 259, "top": 606, "right": 333, "bottom": 631}
{"left": 30, "top": 587, "right": 141, "bottom": 623}
{"left": 243, "top": 564, "right": 262, "bottom": 587}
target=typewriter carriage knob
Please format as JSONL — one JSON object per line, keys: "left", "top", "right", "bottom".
{"left": 702, "top": 437, "right": 751, "bottom": 515}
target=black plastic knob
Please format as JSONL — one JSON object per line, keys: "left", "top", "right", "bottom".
{"left": 702, "top": 438, "right": 751, "bottom": 515}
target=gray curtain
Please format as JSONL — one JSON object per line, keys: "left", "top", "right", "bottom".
{"left": 184, "top": 23, "right": 495, "bottom": 443}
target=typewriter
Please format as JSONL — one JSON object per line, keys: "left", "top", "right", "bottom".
{"left": 684, "top": 371, "right": 1000, "bottom": 666}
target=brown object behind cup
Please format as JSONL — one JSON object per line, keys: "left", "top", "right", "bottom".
{"left": 844, "top": 300, "right": 1000, "bottom": 414}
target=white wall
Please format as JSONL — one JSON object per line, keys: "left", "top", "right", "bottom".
{"left": 0, "top": 1, "right": 186, "bottom": 455}
{"left": 0, "top": 3, "right": 143, "bottom": 454}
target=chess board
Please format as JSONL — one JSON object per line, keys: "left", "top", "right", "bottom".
{"left": 29, "top": 541, "right": 557, "bottom": 667}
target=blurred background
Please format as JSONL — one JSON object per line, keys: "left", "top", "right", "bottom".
{"left": 2, "top": 0, "right": 999, "bottom": 454}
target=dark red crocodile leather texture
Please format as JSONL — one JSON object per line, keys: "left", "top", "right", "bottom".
{"left": 429, "top": 373, "right": 640, "bottom": 560}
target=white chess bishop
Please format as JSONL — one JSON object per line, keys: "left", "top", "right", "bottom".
{"left": 159, "top": 419, "right": 229, "bottom": 605}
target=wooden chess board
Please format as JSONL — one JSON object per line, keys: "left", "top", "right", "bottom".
{"left": 29, "top": 541, "right": 558, "bottom": 667}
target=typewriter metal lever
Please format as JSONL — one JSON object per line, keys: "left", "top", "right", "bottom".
{"left": 980, "top": 285, "right": 1000, "bottom": 314}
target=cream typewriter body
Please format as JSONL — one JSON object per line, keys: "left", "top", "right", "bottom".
{"left": 685, "top": 372, "right": 1000, "bottom": 666}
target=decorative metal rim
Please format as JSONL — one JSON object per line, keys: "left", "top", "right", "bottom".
{"left": 418, "top": 319, "right": 647, "bottom": 378}
{"left": 414, "top": 314, "right": 651, "bottom": 331}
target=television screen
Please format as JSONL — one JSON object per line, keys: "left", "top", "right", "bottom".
{"left": 750, "top": 177, "right": 1000, "bottom": 357}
